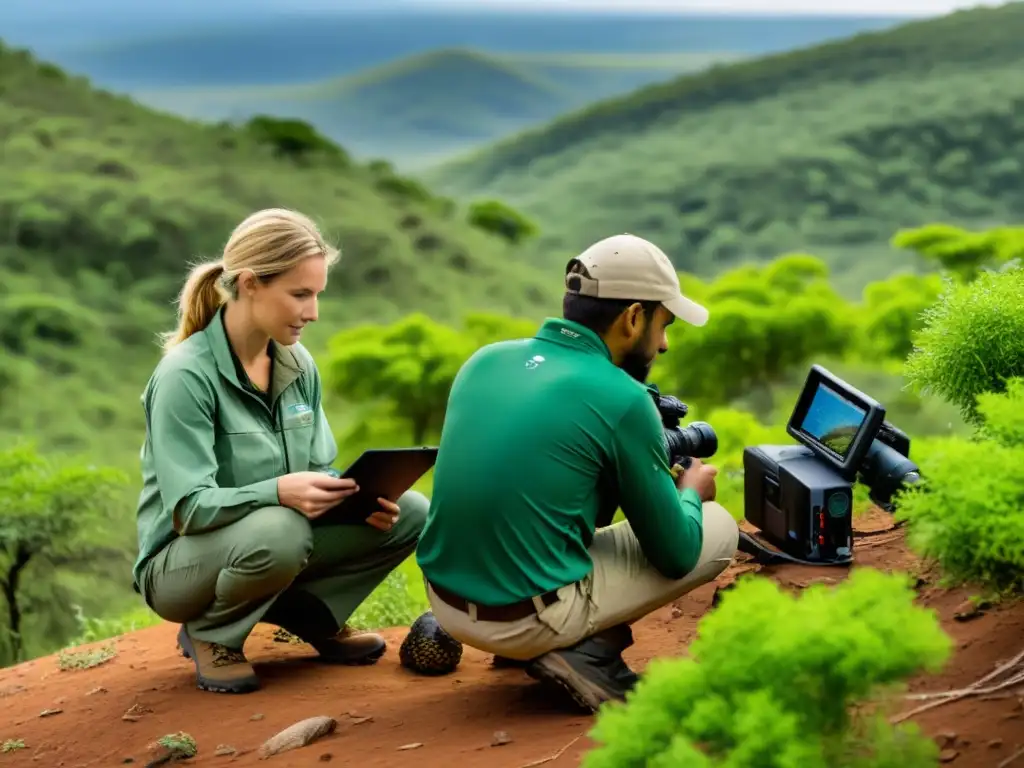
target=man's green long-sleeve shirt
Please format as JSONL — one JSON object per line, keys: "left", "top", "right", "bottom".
{"left": 131, "top": 308, "right": 338, "bottom": 591}
{"left": 415, "top": 318, "right": 705, "bottom": 605}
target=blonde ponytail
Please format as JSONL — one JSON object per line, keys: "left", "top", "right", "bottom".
{"left": 161, "top": 260, "right": 227, "bottom": 352}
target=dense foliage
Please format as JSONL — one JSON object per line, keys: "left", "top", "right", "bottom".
{"left": 904, "top": 265, "right": 1024, "bottom": 423}
{"left": 427, "top": 4, "right": 1024, "bottom": 289}
{"left": 583, "top": 569, "right": 952, "bottom": 767}
{"left": 894, "top": 383, "right": 1024, "bottom": 595}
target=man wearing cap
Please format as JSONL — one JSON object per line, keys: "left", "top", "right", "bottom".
{"left": 415, "top": 234, "right": 740, "bottom": 712}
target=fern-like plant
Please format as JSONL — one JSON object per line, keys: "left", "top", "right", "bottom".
{"left": 903, "top": 265, "right": 1024, "bottom": 423}
{"left": 582, "top": 569, "right": 952, "bottom": 768}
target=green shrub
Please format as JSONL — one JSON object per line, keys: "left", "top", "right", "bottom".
{"left": 975, "top": 376, "right": 1024, "bottom": 448}
{"left": 583, "top": 569, "right": 952, "bottom": 768}
{"left": 894, "top": 380, "right": 1024, "bottom": 594}
{"left": 243, "top": 115, "right": 349, "bottom": 163}
{"left": 903, "top": 265, "right": 1024, "bottom": 423}
{"left": 466, "top": 199, "right": 539, "bottom": 244}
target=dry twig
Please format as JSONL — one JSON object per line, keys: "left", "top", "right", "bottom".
{"left": 997, "top": 746, "right": 1024, "bottom": 768}
{"left": 519, "top": 733, "right": 585, "bottom": 768}
{"left": 890, "top": 647, "right": 1024, "bottom": 724}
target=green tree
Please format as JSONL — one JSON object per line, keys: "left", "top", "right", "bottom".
{"left": 0, "top": 443, "right": 128, "bottom": 664}
{"left": 658, "top": 255, "right": 853, "bottom": 409}
{"left": 325, "top": 314, "right": 475, "bottom": 445}
{"left": 891, "top": 223, "right": 1024, "bottom": 282}
{"left": 857, "top": 272, "right": 944, "bottom": 360}
{"left": 466, "top": 199, "right": 539, "bottom": 245}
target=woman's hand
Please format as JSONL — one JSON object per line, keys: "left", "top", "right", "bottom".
{"left": 366, "top": 497, "right": 400, "bottom": 532}
{"left": 278, "top": 471, "right": 359, "bottom": 520}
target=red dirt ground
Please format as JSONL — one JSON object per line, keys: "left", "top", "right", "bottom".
{"left": 2, "top": 511, "right": 1022, "bottom": 768}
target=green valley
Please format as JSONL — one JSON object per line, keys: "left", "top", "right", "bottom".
{"left": 425, "top": 3, "right": 1024, "bottom": 294}
{"left": 129, "top": 48, "right": 737, "bottom": 168}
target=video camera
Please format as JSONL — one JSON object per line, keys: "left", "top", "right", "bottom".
{"left": 740, "top": 364, "right": 921, "bottom": 567}
{"left": 650, "top": 386, "right": 718, "bottom": 468}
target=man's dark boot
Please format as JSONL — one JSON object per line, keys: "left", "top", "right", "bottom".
{"left": 177, "top": 626, "right": 261, "bottom": 694}
{"left": 525, "top": 624, "right": 639, "bottom": 713}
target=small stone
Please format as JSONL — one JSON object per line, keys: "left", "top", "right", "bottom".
{"left": 250, "top": 713, "right": 264, "bottom": 721}
{"left": 397, "top": 743, "right": 424, "bottom": 751}
{"left": 953, "top": 600, "right": 983, "bottom": 621}
{"left": 988, "top": 739, "right": 1003, "bottom": 748}
{"left": 86, "top": 686, "right": 107, "bottom": 696}
{"left": 935, "top": 732, "right": 957, "bottom": 748}
{"left": 491, "top": 731, "right": 512, "bottom": 747}
{"left": 938, "top": 748, "right": 959, "bottom": 763}
{"left": 39, "top": 708, "right": 63, "bottom": 717}
{"left": 214, "top": 745, "right": 236, "bottom": 757}
{"left": 319, "top": 754, "right": 333, "bottom": 762}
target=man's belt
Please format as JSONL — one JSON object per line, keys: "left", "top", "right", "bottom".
{"left": 427, "top": 581, "right": 560, "bottom": 622}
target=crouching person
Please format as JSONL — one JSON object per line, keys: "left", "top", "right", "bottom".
{"left": 415, "top": 234, "right": 739, "bottom": 712}
{"left": 131, "top": 209, "right": 428, "bottom": 694}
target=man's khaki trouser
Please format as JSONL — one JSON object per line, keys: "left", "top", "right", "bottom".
{"left": 426, "top": 501, "right": 740, "bottom": 661}
{"left": 140, "top": 491, "right": 429, "bottom": 649}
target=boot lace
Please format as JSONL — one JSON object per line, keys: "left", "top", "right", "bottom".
{"left": 210, "top": 643, "right": 248, "bottom": 667}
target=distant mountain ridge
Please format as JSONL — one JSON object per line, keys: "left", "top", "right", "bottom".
{"left": 129, "top": 48, "right": 735, "bottom": 165}
{"left": 13, "top": 10, "right": 910, "bottom": 88}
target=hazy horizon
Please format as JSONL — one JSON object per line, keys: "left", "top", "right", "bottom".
{"left": 405, "top": 0, "right": 1006, "bottom": 15}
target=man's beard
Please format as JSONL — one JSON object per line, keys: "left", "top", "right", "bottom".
{"left": 620, "top": 338, "right": 655, "bottom": 383}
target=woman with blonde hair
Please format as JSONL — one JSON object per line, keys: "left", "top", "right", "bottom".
{"left": 131, "top": 208, "right": 429, "bottom": 694}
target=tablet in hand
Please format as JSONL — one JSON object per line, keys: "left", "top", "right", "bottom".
{"left": 319, "top": 447, "right": 438, "bottom": 525}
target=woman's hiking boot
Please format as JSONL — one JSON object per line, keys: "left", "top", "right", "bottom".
{"left": 263, "top": 593, "right": 387, "bottom": 665}
{"left": 176, "top": 626, "right": 260, "bottom": 694}
{"left": 306, "top": 625, "right": 387, "bottom": 665}
{"left": 524, "top": 625, "right": 639, "bottom": 713}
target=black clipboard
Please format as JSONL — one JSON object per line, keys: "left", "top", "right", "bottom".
{"left": 320, "top": 446, "right": 438, "bottom": 525}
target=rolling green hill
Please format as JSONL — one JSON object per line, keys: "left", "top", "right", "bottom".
{"left": 425, "top": 2, "right": 1024, "bottom": 292}
{"left": 127, "top": 48, "right": 739, "bottom": 168}
{"left": 0, "top": 39, "right": 563, "bottom": 469}
{"left": 0, "top": 39, "right": 570, "bottom": 661}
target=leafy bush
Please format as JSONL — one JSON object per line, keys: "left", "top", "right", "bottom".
{"left": 894, "top": 380, "right": 1024, "bottom": 594}
{"left": 583, "top": 569, "right": 952, "bottom": 768}
{"left": 903, "top": 265, "right": 1024, "bottom": 423}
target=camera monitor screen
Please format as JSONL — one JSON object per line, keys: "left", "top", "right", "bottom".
{"left": 799, "top": 383, "right": 867, "bottom": 458}
{"left": 787, "top": 365, "right": 885, "bottom": 477}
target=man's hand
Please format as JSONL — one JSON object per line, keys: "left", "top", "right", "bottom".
{"left": 366, "top": 497, "right": 400, "bottom": 532}
{"left": 673, "top": 458, "right": 718, "bottom": 502}
{"left": 278, "top": 471, "right": 359, "bottom": 519}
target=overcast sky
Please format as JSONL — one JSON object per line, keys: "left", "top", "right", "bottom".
{"left": 419, "top": 0, "right": 1006, "bottom": 14}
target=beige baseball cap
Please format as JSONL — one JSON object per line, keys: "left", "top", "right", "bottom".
{"left": 565, "top": 233, "right": 709, "bottom": 327}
